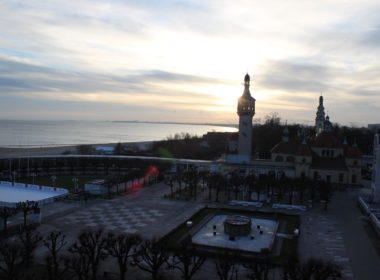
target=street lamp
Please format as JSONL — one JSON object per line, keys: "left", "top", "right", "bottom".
{"left": 51, "top": 175, "right": 57, "bottom": 188}
{"left": 31, "top": 172, "right": 36, "bottom": 185}
{"left": 72, "top": 177, "right": 79, "bottom": 193}
{"left": 12, "top": 171, "right": 17, "bottom": 184}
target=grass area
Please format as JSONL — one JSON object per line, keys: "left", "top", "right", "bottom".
{"left": 15, "top": 175, "right": 101, "bottom": 191}
{"left": 159, "top": 208, "right": 213, "bottom": 250}
{"left": 159, "top": 207, "right": 299, "bottom": 264}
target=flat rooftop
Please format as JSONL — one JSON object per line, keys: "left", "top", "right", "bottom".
{"left": 192, "top": 215, "right": 278, "bottom": 253}
{"left": 0, "top": 182, "right": 67, "bottom": 207}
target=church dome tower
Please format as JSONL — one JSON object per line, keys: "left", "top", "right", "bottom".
{"left": 237, "top": 73, "right": 256, "bottom": 163}
{"left": 315, "top": 95, "right": 325, "bottom": 134}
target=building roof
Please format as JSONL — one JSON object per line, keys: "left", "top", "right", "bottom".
{"left": 344, "top": 146, "right": 362, "bottom": 159}
{"left": 295, "top": 142, "right": 312, "bottom": 156}
{"left": 271, "top": 139, "right": 301, "bottom": 154}
{"left": 311, "top": 131, "right": 342, "bottom": 148}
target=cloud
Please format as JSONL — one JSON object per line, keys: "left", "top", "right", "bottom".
{"left": 0, "top": 0, "right": 380, "bottom": 125}
{"left": 0, "top": 56, "right": 232, "bottom": 117}
{"left": 258, "top": 61, "right": 332, "bottom": 93}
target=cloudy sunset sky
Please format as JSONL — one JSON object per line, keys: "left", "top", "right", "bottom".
{"left": 0, "top": 0, "right": 379, "bottom": 126}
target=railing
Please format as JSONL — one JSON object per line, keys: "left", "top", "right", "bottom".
{"left": 272, "top": 203, "right": 307, "bottom": 211}
{"left": 357, "top": 196, "right": 380, "bottom": 237}
{"left": 358, "top": 196, "right": 370, "bottom": 215}
{"left": 0, "top": 181, "right": 68, "bottom": 194}
{"left": 228, "top": 200, "right": 263, "bottom": 208}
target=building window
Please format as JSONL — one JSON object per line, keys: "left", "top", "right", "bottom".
{"left": 314, "top": 171, "right": 319, "bottom": 180}
{"left": 339, "top": 173, "right": 344, "bottom": 182}
{"left": 302, "top": 158, "right": 306, "bottom": 163}
{"left": 286, "top": 156, "right": 294, "bottom": 162}
{"left": 326, "top": 150, "right": 330, "bottom": 156}
{"left": 326, "top": 175, "right": 331, "bottom": 182}
{"left": 352, "top": 175, "right": 357, "bottom": 184}
{"left": 353, "top": 161, "right": 357, "bottom": 166}
{"left": 322, "top": 150, "right": 325, "bottom": 156}
{"left": 301, "top": 172, "right": 305, "bottom": 178}
{"left": 275, "top": 156, "right": 284, "bottom": 162}
{"left": 331, "top": 150, "right": 334, "bottom": 157}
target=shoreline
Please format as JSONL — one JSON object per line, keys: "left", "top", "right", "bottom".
{"left": 0, "top": 141, "right": 153, "bottom": 158}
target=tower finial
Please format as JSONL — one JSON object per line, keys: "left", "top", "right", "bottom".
{"left": 244, "top": 73, "right": 250, "bottom": 83}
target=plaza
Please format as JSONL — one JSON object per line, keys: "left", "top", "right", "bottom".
{"left": 2, "top": 179, "right": 380, "bottom": 280}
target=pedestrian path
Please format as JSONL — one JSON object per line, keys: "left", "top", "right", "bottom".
{"left": 299, "top": 213, "right": 354, "bottom": 279}
{"left": 332, "top": 191, "right": 380, "bottom": 280}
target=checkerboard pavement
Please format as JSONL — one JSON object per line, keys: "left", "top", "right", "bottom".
{"left": 55, "top": 203, "right": 166, "bottom": 234}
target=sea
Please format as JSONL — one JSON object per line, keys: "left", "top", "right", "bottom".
{"left": 0, "top": 120, "right": 237, "bottom": 148}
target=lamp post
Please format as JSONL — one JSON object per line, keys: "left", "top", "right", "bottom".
{"left": 72, "top": 177, "right": 78, "bottom": 193}
{"left": 12, "top": 171, "right": 17, "bottom": 184}
{"left": 51, "top": 175, "right": 57, "bottom": 188}
{"left": 31, "top": 172, "right": 36, "bottom": 185}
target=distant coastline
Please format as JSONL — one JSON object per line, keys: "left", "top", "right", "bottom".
{"left": 112, "top": 120, "right": 238, "bottom": 128}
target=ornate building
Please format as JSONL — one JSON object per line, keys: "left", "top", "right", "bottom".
{"left": 270, "top": 98, "right": 362, "bottom": 185}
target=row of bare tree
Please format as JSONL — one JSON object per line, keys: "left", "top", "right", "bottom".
{"left": 0, "top": 228, "right": 342, "bottom": 280}
{"left": 165, "top": 170, "right": 333, "bottom": 208}
{"left": 0, "top": 201, "right": 40, "bottom": 235}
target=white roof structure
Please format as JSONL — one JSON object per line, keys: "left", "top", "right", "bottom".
{"left": 0, "top": 181, "right": 68, "bottom": 207}
{"left": 192, "top": 215, "right": 278, "bottom": 253}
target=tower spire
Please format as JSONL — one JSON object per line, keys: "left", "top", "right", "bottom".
{"left": 315, "top": 95, "right": 326, "bottom": 134}
{"left": 242, "top": 73, "right": 253, "bottom": 99}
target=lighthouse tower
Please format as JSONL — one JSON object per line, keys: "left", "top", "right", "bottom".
{"left": 237, "top": 73, "right": 256, "bottom": 163}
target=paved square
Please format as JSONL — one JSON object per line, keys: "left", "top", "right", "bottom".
{"left": 56, "top": 203, "right": 166, "bottom": 233}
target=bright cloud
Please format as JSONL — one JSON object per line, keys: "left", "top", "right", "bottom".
{"left": 0, "top": 0, "right": 379, "bottom": 125}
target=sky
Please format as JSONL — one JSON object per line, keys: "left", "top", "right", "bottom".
{"left": 0, "top": 0, "right": 379, "bottom": 126}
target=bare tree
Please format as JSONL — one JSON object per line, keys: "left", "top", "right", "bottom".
{"left": 18, "top": 229, "right": 42, "bottom": 267}
{"left": 76, "top": 145, "right": 94, "bottom": 155}
{"left": 69, "top": 229, "right": 108, "bottom": 280}
{"left": 214, "top": 252, "right": 239, "bottom": 280}
{"left": 282, "top": 257, "right": 342, "bottom": 280}
{"left": 132, "top": 237, "right": 168, "bottom": 280}
{"left": 167, "top": 242, "right": 206, "bottom": 280}
{"left": 0, "top": 240, "right": 24, "bottom": 280}
{"left": 43, "top": 231, "right": 68, "bottom": 280}
{"left": 66, "top": 255, "right": 91, "bottom": 280}
{"left": 106, "top": 233, "right": 142, "bottom": 280}
{"left": 244, "top": 258, "right": 274, "bottom": 280}
{"left": 0, "top": 206, "right": 18, "bottom": 234}
{"left": 208, "top": 173, "right": 225, "bottom": 202}
{"left": 113, "top": 142, "right": 124, "bottom": 155}
{"left": 16, "top": 200, "right": 39, "bottom": 228}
